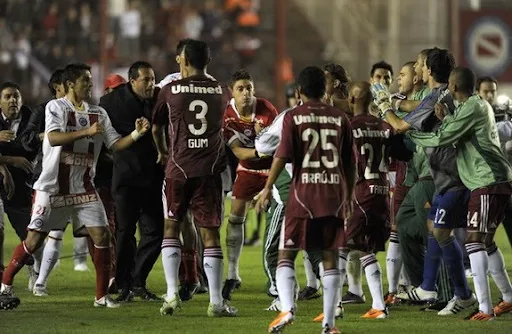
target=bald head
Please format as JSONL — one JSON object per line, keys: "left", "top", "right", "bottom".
{"left": 348, "top": 81, "right": 372, "bottom": 115}
{"left": 449, "top": 67, "right": 476, "bottom": 96}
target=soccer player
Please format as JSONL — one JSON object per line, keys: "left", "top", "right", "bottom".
{"left": 323, "top": 63, "right": 351, "bottom": 113}
{"left": 152, "top": 39, "right": 237, "bottom": 317}
{"left": 255, "top": 66, "right": 356, "bottom": 334}
{"left": 223, "top": 69, "right": 278, "bottom": 300}
{"left": 407, "top": 67, "right": 512, "bottom": 320}
{"left": 476, "top": 76, "right": 497, "bottom": 106}
{"left": 0, "top": 63, "right": 150, "bottom": 308}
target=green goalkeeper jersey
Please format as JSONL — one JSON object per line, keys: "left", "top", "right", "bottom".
{"left": 408, "top": 95, "right": 512, "bottom": 191}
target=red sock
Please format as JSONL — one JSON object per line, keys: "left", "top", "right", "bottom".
{"left": 2, "top": 241, "right": 32, "bottom": 285}
{"left": 182, "top": 249, "right": 198, "bottom": 284}
{"left": 93, "top": 245, "right": 111, "bottom": 300}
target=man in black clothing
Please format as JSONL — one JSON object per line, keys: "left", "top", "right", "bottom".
{"left": 100, "top": 61, "right": 163, "bottom": 301}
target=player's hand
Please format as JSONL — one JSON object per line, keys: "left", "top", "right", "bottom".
{"left": 135, "top": 117, "right": 150, "bottom": 135}
{"left": 7, "top": 156, "right": 33, "bottom": 174}
{"left": 254, "top": 120, "right": 265, "bottom": 135}
{"left": 254, "top": 187, "right": 272, "bottom": 214}
{"left": 0, "top": 130, "right": 16, "bottom": 142}
{"left": 87, "top": 122, "right": 104, "bottom": 137}
{"left": 342, "top": 199, "right": 353, "bottom": 220}
{"left": 156, "top": 152, "right": 168, "bottom": 165}
{"left": 434, "top": 103, "right": 447, "bottom": 120}
{"left": 0, "top": 165, "right": 15, "bottom": 200}
{"left": 370, "top": 83, "right": 391, "bottom": 104}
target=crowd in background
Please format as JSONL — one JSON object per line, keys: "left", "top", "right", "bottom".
{"left": 0, "top": 0, "right": 261, "bottom": 106}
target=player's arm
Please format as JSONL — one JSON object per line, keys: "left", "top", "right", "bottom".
{"left": 382, "top": 110, "right": 411, "bottom": 133}
{"left": 394, "top": 99, "right": 421, "bottom": 113}
{"left": 255, "top": 111, "right": 288, "bottom": 157}
{"left": 110, "top": 118, "right": 150, "bottom": 152}
{"left": 150, "top": 90, "right": 170, "bottom": 163}
{"left": 47, "top": 127, "right": 98, "bottom": 146}
{"left": 372, "top": 84, "right": 411, "bottom": 133}
{"left": 229, "top": 139, "right": 259, "bottom": 160}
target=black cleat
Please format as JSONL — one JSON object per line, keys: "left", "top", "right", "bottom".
{"left": 133, "top": 286, "right": 162, "bottom": 301}
{"left": 341, "top": 291, "right": 366, "bottom": 304}
{"left": 298, "top": 286, "right": 321, "bottom": 300}
{"left": 222, "top": 279, "right": 241, "bottom": 300}
{"left": 179, "top": 282, "right": 199, "bottom": 302}
{"left": 115, "top": 288, "right": 134, "bottom": 302}
{"left": 0, "top": 292, "right": 20, "bottom": 310}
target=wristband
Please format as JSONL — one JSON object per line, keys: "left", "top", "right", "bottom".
{"left": 131, "top": 130, "right": 143, "bottom": 141}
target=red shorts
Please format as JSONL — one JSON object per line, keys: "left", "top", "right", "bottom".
{"left": 163, "top": 175, "right": 223, "bottom": 228}
{"left": 467, "top": 183, "right": 512, "bottom": 233}
{"left": 279, "top": 216, "right": 344, "bottom": 251}
{"left": 232, "top": 169, "right": 268, "bottom": 201}
{"left": 392, "top": 184, "right": 410, "bottom": 225}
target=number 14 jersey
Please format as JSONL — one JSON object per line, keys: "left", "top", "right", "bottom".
{"left": 153, "top": 75, "right": 227, "bottom": 178}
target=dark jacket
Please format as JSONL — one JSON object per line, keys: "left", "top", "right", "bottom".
{"left": 99, "top": 84, "right": 162, "bottom": 190}
{"left": 20, "top": 101, "right": 46, "bottom": 183}
{"left": 0, "top": 106, "right": 39, "bottom": 207}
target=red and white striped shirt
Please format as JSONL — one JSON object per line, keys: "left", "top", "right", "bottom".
{"left": 33, "top": 97, "right": 121, "bottom": 195}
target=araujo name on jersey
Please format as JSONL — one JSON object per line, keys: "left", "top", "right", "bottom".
{"left": 352, "top": 128, "right": 391, "bottom": 139}
{"left": 171, "top": 84, "right": 223, "bottom": 95}
{"left": 293, "top": 114, "right": 343, "bottom": 126}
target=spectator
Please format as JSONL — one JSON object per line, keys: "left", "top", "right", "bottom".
{"left": 183, "top": 5, "right": 204, "bottom": 40}
{"left": 119, "top": 0, "right": 141, "bottom": 61}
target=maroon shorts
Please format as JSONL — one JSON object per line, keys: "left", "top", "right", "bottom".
{"left": 467, "top": 183, "right": 512, "bottom": 233}
{"left": 280, "top": 216, "right": 344, "bottom": 251}
{"left": 392, "top": 184, "right": 410, "bottom": 225}
{"left": 232, "top": 170, "right": 268, "bottom": 201}
{"left": 163, "top": 175, "right": 223, "bottom": 228}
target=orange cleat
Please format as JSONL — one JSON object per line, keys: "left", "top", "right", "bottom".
{"left": 384, "top": 292, "right": 400, "bottom": 306}
{"left": 465, "top": 310, "right": 495, "bottom": 321}
{"left": 268, "top": 311, "right": 294, "bottom": 333}
{"left": 361, "top": 308, "right": 388, "bottom": 319}
{"left": 313, "top": 303, "right": 344, "bottom": 322}
{"left": 313, "top": 313, "right": 324, "bottom": 323}
{"left": 493, "top": 300, "right": 512, "bottom": 317}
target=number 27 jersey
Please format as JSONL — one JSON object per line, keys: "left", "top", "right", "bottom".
{"left": 153, "top": 75, "right": 227, "bottom": 178}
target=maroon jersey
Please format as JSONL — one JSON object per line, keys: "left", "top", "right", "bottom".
{"left": 223, "top": 98, "right": 278, "bottom": 170}
{"left": 153, "top": 75, "right": 227, "bottom": 178}
{"left": 276, "top": 100, "right": 356, "bottom": 219}
{"left": 351, "top": 114, "right": 392, "bottom": 194}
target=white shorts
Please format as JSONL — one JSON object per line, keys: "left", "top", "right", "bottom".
{"left": 28, "top": 191, "right": 108, "bottom": 233}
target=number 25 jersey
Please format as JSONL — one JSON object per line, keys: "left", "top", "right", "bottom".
{"left": 153, "top": 75, "right": 227, "bottom": 178}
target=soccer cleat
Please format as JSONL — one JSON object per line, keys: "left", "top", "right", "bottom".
{"left": 268, "top": 311, "right": 295, "bottom": 333}
{"left": 178, "top": 282, "right": 200, "bottom": 302}
{"left": 266, "top": 298, "right": 282, "bottom": 312}
{"left": 74, "top": 263, "right": 89, "bottom": 272}
{"left": 361, "top": 308, "right": 388, "bottom": 319}
{"left": 94, "top": 295, "right": 121, "bottom": 308}
{"left": 207, "top": 300, "right": 238, "bottom": 317}
{"left": 322, "top": 325, "right": 341, "bottom": 334}
{"left": 384, "top": 292, "right": 400, "bottom": 306}
{"left": 493, "top": 300, "right": 512, "bottom": 316}
{"left": 133, "top": 286, "right": 162, "bottom": 301}
{"left": 222, "top": 279, "right": 242, "bottom": 301}
{"left": 115, "top": 289, "right": 134, "bottom": 302}
{"left": 437, "top": 294, "right": 477, "bottom": 316}
{"left": 27, "top": 266, "right": 38, "bottom": 292}
{"left": 396, "top": 286, "right": 437, "bottom": 303}
{"left": 298, "top": 286, "right": 321, "bottom": 300}
{"left": 341, "top": 291, "right": 366, "bottom": 304}
{"left": 160, "top": 293, "right": 181, "bottom": 316}
{"left": 465, "top": 268, "right": 473, "bottom": 279}
{"left": 313, "top": 303, "right": 344, "bottom": 322}
{"left": 33, "top": 284, "right": 49, "bottom": 297}
{"left": 0, "top": 288, "right": 20, "bottom": 310}
{"left": 465, "top": 310, "right": 495, "bottom": 321}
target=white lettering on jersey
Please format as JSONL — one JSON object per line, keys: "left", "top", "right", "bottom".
{"left": 301, "top": 172, "right": 340, "bottom": 184}
{"left": 352, "top": 128, "right": 391, "bottom": 139}
{"left": 50, "top": 193, "right": 99, "bottom": 208}
{"left": 171, "top": 84, "right": 223, "bottom": 95}
{"left": 293, "top": 114, "right": 343, "bottom": 126}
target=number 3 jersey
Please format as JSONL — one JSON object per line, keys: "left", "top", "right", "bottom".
{"left": 34, "top": 97, "right": 121, "bottom": 195}
{"left": 276, "top": 101, "right": 356, "bottom": 219}
{"left": 153, "top": 75, "right": 227, "bottom": 178}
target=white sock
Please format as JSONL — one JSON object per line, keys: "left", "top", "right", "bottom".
{"left": 488, "top": 247, "right": 512, "bottom": 303}
{"left": 32, "top": 246, "right": 44, "bottom": 275}
{"left": 338, "top": 249, "right": 348, "bottom": 305}
{"left": 303, "top": 252, "right": 319, "bottom": 289}
{"left": 226, "top": 222, "right": 244, "bottom": 280}
{"left": 276, "top": 260, "right": 296, "bottom": 312}
{"left": 466, "top": 243, "right": 493, "bottom": 315}
{"left": 399, "top": 266, "right": 411, "bottom": 287}
{"left": 35, "top": 231, "right": 63, "bottom": 287}
{"left": 347, "top": 250, "right": 363, "bottom": 296}
{"left": 73, "top": 237, "right": 88, "bottom": 265}
{"left": 361, "top": 253, "right": 385, "bottom": 311}
{"left": 322, "top": 268, "right": 341, "bottom": 329}
{"left": 204, "top": 247, "right": 224, "bottom": 306}
{"left": 161, "top": 238, "right": 181, "bottom": 298}
{"left": 386, "top": 232, "right": 402, "bottom": 293}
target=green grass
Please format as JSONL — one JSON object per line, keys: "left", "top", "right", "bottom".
{"left": 1, "top": 201, "right": 511, "bottom": 333}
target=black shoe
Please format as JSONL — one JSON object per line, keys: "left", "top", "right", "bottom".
{"left": 420, "top": 301, "right": 448, "bottom": 312}
{"left": 341, "top": 291, "right": 366, "bottom": 304}
{"left": 179, "top": 282, "right": 200, "bottom": 302}
{"left": 133, "top": 286, "right": 161, "bottom": 301}
{"left": 0, "top": 292, "right": 20, "bottom": 310}
{"left": 222, "top": 279, "right": 241, "bottom": 300}
{"left": 115, "top": 289, "right": 134, "bottom": 302}
{"left": 298, "top": 286, "right": 321, "bottom": 300}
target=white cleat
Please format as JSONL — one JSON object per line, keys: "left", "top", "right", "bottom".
{"left": 160, "top": 293, "right": 181, "bottom": 316}
{"left": 438, "top": 294, "right": 477, "bottom": 316}
{"left": 465, "top": 269, "right": 473, "bottom": 279}
{"left": 27, "top": 266, "right": 38, "bottom": 291}
{"left": 265, "top": 298, "right": 282, "bottom": 312}
{"left": 207, "top": 300, "right": 238, "bottom": 317}
{"left": 74, "top": 263, "right": 89, "bottom": 272}
{"left": 94, "top": 295, "right": 121, "bottom": 308}
{"left": 33, "top": 284, "right": 49, "bottom": 297}
{"left": 396, "top": 286, "right": 437, "bottom": 303}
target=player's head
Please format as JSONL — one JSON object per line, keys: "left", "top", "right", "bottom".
{"left": 296, "top": 66, "right": 326, "bottom": 101}
{"left": 414, "top": 48, "right": 430, "bottom": 82}
{"left": 285, "top": 82, "right": 299, "bottom": 108}
{"left": 323, "top": 63, "right": 350, "bottom": 98}
{"left": 48, "top": 68, "right": 66, "bottom": 99}
{"left": 179, "top": 39, "right": 211, "bottom": 77}
{"left": 0, "top": 81, "right": 22, "bottom": 120}
{"left": 128, "top": 61, "right": 155, "bottom": 99}
{"left": 348, "top": 81, "right": 372, "bottom": 115}
{"left": 448, "top": 67, "right": 476, "bottom": 99}
{"left": 230, "top": 69, "right": 255, "bottom": 109}
{"left": 424, "top": 47, "right": 455, "bottom": 84}
{"left": 477, "top": 76, "right": 498, "bottom": 105}
{"left": 104, "top": 73, "right": 126, "bottom": 95}
{"left": 370, "top": 61, "right": 393, "bottom": 88}
{"left": 175, "top": 38, "right": 194, "bottom": 65}
{"left": 63, "top": 63, "right": 92, "bottom": 101}
{"left": 398, "top": 61, "right": 416, "bottom": 96}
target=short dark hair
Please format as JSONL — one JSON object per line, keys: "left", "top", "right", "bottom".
{"left": 0, "top": 81, "right": 21, "bottom": 96}
{"left": 323, "top": 63, "right": 350, "bottom": 96}
{"left": 477, "top": 76, "right": 498, "bottom": 90}
{"left": 128, "top": 61, "right": 153, "bottom": 80}
{"left": 176, "top": 38, "right": 194, "bottom": 55}
{"left": 230, "top": 69, "right": 253, "bottom": 87}
{"left": 297, "top": 66, "right": 326, "bottom": 99}
{"left": 63, "top": 63, "right": 91, "bottom": 87}
{"left": 371, "top": 61, "right": 394, "bottom": 77}
{"left": 451, "top": 67, "right": 476, "bottom": 95}
{"left": 48, "top": 68, "right": 65, "bottom": 96}
{"left": 426, "top": 47, "right": 455, "bottom": 83}
{"left": 183, "top": 39, "right": 210, "bottom": 70}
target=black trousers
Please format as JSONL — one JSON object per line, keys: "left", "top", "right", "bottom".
{"left": 5, "top": 204, "right": 31, "bottom": 241}
{"left": 502, "top": 199, "right": 512, "bottom": 248}
{"left": 114, "top": 181, "right": 164, "bottom": 289}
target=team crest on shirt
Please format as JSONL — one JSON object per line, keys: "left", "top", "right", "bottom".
{"left": 31, "top": 218, "right": 44, "bottom": 228}
{"left": 244, "top": 129, "right": 252, "bottom": 136}
{"left": 78, "top": 117, "right": 88, "bottom": 126}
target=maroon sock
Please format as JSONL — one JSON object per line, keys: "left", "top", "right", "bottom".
{"left": 93, "top": 245, "right": 111, "bottom": 300}
{"left": 2, "top": 241, "right": 32, "bottom": 285}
